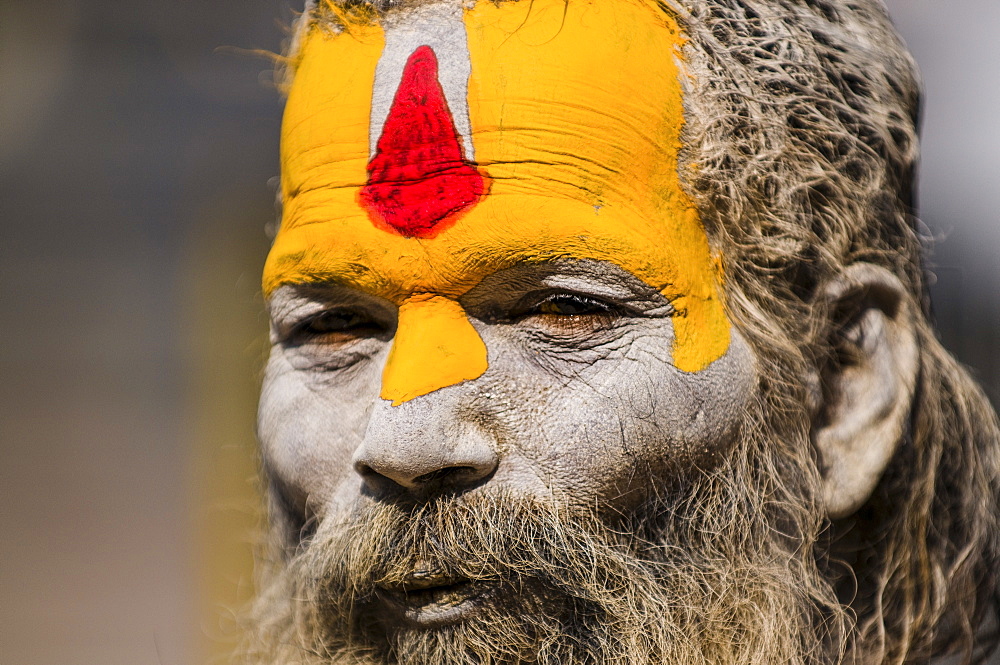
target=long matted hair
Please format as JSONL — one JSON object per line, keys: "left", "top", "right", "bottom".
{"left": 674, "top": 1, "right": 1000, "bottom": 662}
{"left": 270, "top": 2, "right": 1000, "bottom": 663}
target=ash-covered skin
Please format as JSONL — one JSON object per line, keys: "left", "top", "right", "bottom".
{"left": 260, "top": 259, "right": 755, "bottom": 536}
{"left": 247, "top": 1, "right": 1000, "bottom": 664}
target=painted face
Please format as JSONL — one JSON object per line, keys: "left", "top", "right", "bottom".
{"left": 259, "top": 0, "right": 756, "bottom": 608}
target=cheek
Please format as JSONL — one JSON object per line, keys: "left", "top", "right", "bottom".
{"left": 257, "top": 350, "right": 380, "bottom": 506}
{"left": 630, "top": 329, "right": 757, "bottom": 469}
{"left": 492, "top": 327, "right": 756, "bottom": 510}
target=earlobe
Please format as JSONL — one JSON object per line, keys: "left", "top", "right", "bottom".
{"left": 813, "top": 263, "right": 920, "bottom": 519}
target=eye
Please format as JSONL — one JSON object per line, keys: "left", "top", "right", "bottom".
{"left": 292, "top": 309, "right": 382, "bottom": 341}
{"left": 513, "top": 293, "right": 624, "bottom": 337}
{"left": 530, "top": 294, "right": 613, "bottom": 317}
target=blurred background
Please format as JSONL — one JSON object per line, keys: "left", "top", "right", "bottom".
{"left": 0, "top": 1, "right": 996, "bottom": 664}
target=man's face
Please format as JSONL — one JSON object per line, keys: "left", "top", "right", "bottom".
{"left": 255, "top": 0, "right": 778, "bottom": 661}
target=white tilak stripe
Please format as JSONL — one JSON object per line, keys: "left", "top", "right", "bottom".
{"left": 370, "top": 0, "right": 475, "bottom": 160}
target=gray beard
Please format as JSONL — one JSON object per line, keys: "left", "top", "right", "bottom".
{"left": 241, "top": 439, "right": 848, "bottom": 665}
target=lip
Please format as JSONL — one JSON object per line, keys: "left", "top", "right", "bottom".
{"left": 376, "top": 574, "right": 497, "bottom": 627}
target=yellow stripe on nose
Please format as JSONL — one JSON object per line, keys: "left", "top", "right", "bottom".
{"left": 380, "top": 295, "right": 488, "bottom": 406}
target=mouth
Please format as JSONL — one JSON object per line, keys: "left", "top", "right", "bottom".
{"left": 376, "top": 571, "right": 497, "bottom": 626}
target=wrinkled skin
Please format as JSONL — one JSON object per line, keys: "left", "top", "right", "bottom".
{"left": 246, "top": 0, "right": 1000, "bottom": 662}
{"left": 256, "top": 0, "right": 765, "bottom": 643}
{"left": 260, "top": 258, "right": 756, "bottom": 535}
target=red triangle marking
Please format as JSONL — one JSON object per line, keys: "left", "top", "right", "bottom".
{"left": 359, "top": 45, "right": 487, "bottom": 238}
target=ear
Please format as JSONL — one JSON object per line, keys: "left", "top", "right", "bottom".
{"left": 813, "top": 263, "right": 919, "bottom": 519}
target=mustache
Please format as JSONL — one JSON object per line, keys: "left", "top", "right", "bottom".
{"left": 247, "top": 468, "right": 847, "bottom": 665}
{"left": 309, "top": 491, "right": 661, "bottom": 610}
{"left": 290, "top": 491, "right": 699, "bottom": 664}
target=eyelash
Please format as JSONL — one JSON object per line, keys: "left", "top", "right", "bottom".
{"left": 290, "top": 309, "right": 383, "bottom": 341}
{"left": 282, "top": 292, "right": 626, "bottom": 347}
{"left": 508, "top": 293, "right": 631, "bottom": 341}
{"left": 522, "top": 293, "right": 616, "bottom": 318}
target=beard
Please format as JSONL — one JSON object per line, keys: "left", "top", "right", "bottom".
{"left": 242, "top": 421, "right": 849, "bottom": 665}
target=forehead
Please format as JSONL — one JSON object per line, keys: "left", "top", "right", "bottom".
{"left": 264, "top": 0, "right": 730, "bottom": 372}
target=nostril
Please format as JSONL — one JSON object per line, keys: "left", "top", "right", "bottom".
{"left": 352, "top": 436, "right": 499, "bottom": 493}
{"left": 354, "top": 460, "right": 407, "bottom": 493}
{"left": 353, "top": 459, "right": 377, "bottom": 479}
{"left": 413, "top": 465, "right": 478, "bottom": 485}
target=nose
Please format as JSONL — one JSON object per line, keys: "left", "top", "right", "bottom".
{"left": 380, "top": 295, "right": 488, "bottom": 406}
{"left": 352, "top": 400, "right": 499, "bottom": 494}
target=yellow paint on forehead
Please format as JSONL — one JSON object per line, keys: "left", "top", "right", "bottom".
{"left": 265, "top": 0, "right": 730, "bottom": 403}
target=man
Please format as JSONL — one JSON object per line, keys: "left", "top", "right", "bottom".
{"left": 245, "top": 0, "right": 1000, "bottom": 663}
